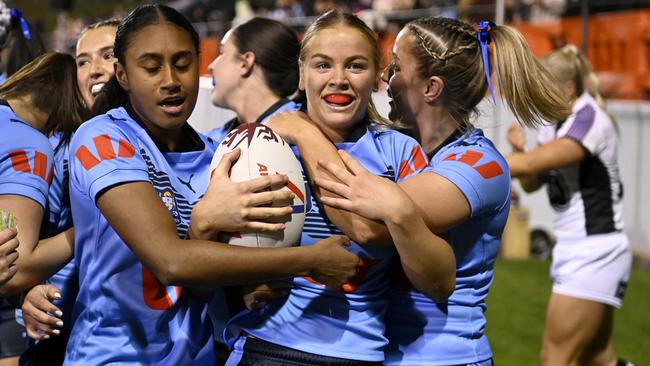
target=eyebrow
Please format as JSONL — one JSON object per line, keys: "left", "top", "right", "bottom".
{"left": 137, "top": 50, "right": 194, "bottom": 62}
{"left": 76, "top": 45, "right": 114, "bottom": 59}
{"left": 310, "top": 53, "right": 370, "bottom": 62}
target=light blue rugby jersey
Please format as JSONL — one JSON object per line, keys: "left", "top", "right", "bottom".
{"left": 227, "top": 124, "right": 428, "bottom": 362}
{"left": 385, "top": 129, "right": 511, "bottom": 366}
{"left": 0, "top": 101, "right": 54, "bottom": 309}
{"left": 65, "top": 106, "right": 216, "bottom": 365}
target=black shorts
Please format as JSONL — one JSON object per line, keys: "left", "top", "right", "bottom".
{"left": 0, "top": 308, "right": 27, "bottom": 358}
{"left": 230, "top": 335, "right": 383, "bottom": 366}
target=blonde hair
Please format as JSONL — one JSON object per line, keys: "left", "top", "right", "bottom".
{"left": 543, "top": 44, "right": 615, "bottom": 129}
{"left": 300, "top": 10, "right": 404, "bottom": 130}
{"left": 403, "top": 17, "right": 571, "bottom": 130}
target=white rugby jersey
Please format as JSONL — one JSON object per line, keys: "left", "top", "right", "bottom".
{"left": 538, "top": 92, "right": 624, "bottom": 240}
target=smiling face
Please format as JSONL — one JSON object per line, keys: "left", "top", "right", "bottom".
{"left": 115, "top": 21, "right": 199, "bottom": 133}
{"left": 300, "top": 25, "right": 378, "bottom": 142}
{"left": 382, "top": 28, "right": 427, "bottom": 124}
{"left": 208, "top": 29, "right": 241, "bottom": 109}
{"left": 76, "top": 25, "right": 117, "bottom": 108}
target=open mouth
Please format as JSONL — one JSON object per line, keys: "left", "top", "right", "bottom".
{"left": 90, "top": 83, "right": 105, "bottom": 97}
{"left": 324, "top": 94, "right": 354, "bottom": 109}
{"left": 158, "top": 96, "right": 185, "bottom": 115}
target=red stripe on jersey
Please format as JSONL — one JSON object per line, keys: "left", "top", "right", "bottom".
{"left": 474, "top": 161, "right": 504, "bottom": 179}
{"left": 8, "top": 150, "right": 30, "bottom": 173}
{"left": 411, "top": 146, "right": 428, "bottom": 171}
{"left": 142, "top": 266, "right": 176, "bottom": 310}
{"left": 118, "top": 139, "right": 136, "bottom": 158}
{"left": 458, "top": 150, "right": 483, "bottom": 166}
{"left": 32, "top": 151, "right": 48, "bottom": 180}
{"left": 75, "top": 145, "right": 101, "bottom": 171}
{"left": 94, "top": 134, "right": 116, "bottom": 161}
{"left": 443, "top": 153, "right": 457, "bottom": 161}
{"left": 398, "top": 160, "right": 414, "bottom": 179}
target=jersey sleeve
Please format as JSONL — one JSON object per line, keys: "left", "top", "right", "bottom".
{"left": 425, "top": 143, "right": 510, "bottom": 218}
{"left": 68, "top": 120, "right": 149, "bottom": 203}
{"left": 383, "top": 130, "right": 429, "bottom": 183}
{"left": 0, "top": 133, "right": 54, "bottom": 208}
{"left": 556, "top": 104, "right": 608, "bottom": 155}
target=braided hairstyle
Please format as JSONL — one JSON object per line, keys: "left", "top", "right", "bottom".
{"left": 400, "top": 17, "right": 570, "bottom": 130}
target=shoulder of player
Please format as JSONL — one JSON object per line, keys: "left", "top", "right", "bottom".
{"left": 71, "top": 108, "right": 138, "bottom": 147}
{"left": 435, "top": 129, "right": 501, "bottom": 159}
{"left": 432, "top": 131, "right": 508, "bottom": 179}
{"left": 368, "top": 124, "right": 419, "bottom": 146}
{"left": 564, "top": 95, "right": 614, "bottom": 136}
{"left": 0, "top": 121, "right": 53, "bottom": 159}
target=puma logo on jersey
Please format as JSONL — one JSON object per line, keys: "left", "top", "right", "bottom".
{"left": 75, "top": 134, "right": 136, "bottom": 171}
{"left": 398, "top": 146, "right": 428, "bottom": 179}
{"left": 178, "top": 174, "right": 195, "bottom": 193}
{"left": 444, "top": 150, "right": 503, "bottom": 179}
{"left": 8, "top": 149, "right": 54, "bottom": 185}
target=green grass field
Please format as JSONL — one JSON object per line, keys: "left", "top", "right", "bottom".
{"left": 486, "top": 259, "right": 650, "bottom": 366}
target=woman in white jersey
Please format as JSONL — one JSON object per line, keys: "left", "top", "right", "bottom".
{"left": 507, "top": 45, "right": 633, "bottom": 366}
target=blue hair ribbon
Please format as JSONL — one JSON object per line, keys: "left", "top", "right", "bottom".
{"left": 477, "top": 20, "right": 496, "bottom": 104}
{"left": 10, "top": 8, "right": 31, "bottom": 40}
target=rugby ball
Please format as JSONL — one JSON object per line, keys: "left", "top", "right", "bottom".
{"left": 209, "top": 123, "right": 306, "bottom": 248}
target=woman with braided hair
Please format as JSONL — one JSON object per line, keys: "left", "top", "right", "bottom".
{"left": 507, "top": 45, "right": 634, "bottom": 366}
{"left": 263, "top": 16, "right": 570, "bottom": 366}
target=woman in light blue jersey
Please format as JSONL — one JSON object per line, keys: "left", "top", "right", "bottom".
{"left": 16, "top": 19, "right": 120, "bottom": 366}
{"left": 271, "top": 17, "right": 571, "bottom": 366}
{"left": 224, "top": 10, "right": 436, "bottom": 366}
{"left": 0, "top": 52, "right": 86, "bottom": 366}
{"left": 56, "top": 5, "right": 357, "bottom": 365}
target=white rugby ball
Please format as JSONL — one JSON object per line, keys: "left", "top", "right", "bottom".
{"left": 209, "top": 123, "right": 306, "bottom": 248}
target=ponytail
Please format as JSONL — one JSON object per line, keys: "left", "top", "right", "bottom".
{"left": 491, "top": 25, "right": 571, "bottom": 127}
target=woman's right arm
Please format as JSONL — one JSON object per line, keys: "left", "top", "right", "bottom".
{"left": 97, "top": 181, "right": 358, "bottom": 288}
